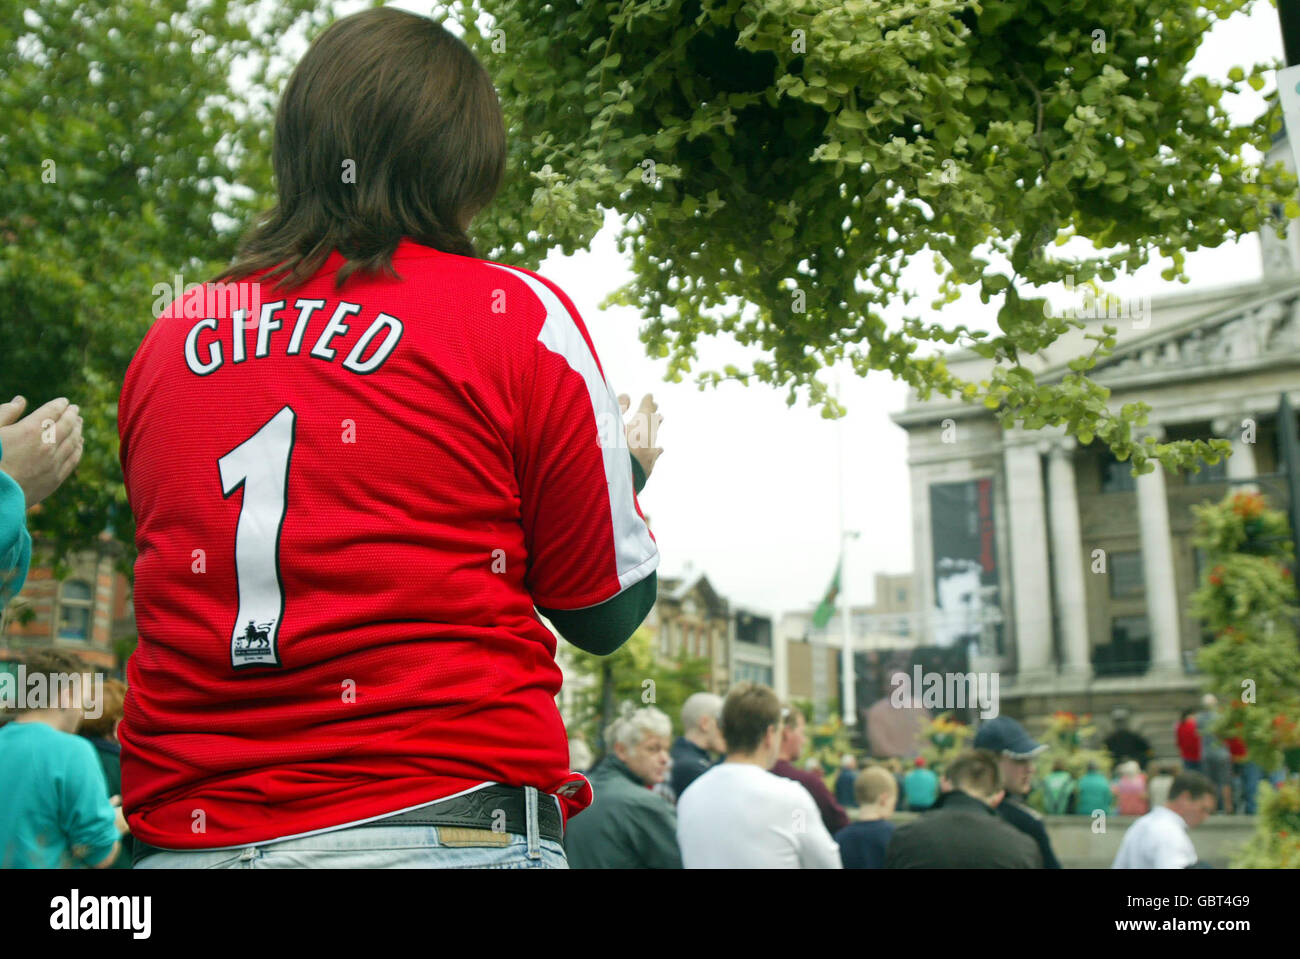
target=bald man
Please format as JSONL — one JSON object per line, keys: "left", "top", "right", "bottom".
{"left": 670, "top": 692, "right": 725, "bottom": 800}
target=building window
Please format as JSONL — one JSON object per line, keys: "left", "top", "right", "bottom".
{"left": 1100, "top": 453, "right": 1137, "bottom": 493}
{"left": 732, "top": 662, "right": 772, "bottom": 687}
{"left": 58, "top": 580, "right": 94, "bottom": 642}
{"left": 1193, "top": 547, "right": 1217, "bottom": 586}
{"left": 1109, "top": 551, "right": 1144, "bottom": 598}
{"left": 735, "top": 612, "right": 772, "bottom": 648}
{"left": 659, "top": 623, "right": 671, "bottom": 657}
{"left": 1093, "top": 616, "right": 1151, "bottom": 676}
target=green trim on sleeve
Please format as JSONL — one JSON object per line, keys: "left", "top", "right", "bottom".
{"left": 629, "top": 452, "right": 646, "bottom": 495}
{"left": 539, "top": 570, "right": 656, "bottom": 657}
{"left": 537, "top": 451, "right": 652, "bottom": 654}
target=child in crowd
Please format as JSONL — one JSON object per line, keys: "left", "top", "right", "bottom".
{"left": 833, "top": 766, "right": 898, "bottom": 869}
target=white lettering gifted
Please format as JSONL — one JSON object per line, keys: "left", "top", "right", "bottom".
{"left": 182, "top": 300, "right": 403, "bottom": 376}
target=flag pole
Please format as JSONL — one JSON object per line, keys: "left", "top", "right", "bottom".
{"left": 837, "top": 370, "right": 857, "bottom": 727}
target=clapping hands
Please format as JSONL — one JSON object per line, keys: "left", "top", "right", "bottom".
{"left": 0, "top": 396, "right": 84, "bottom": 507}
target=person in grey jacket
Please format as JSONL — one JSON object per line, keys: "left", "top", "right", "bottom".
{"left": 565, "top": 707, "right": 681, "bottom": 869}
{"left": 885, "top": 750, "right": 1043, "bottom": 869}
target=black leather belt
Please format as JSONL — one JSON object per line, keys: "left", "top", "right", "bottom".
{"left": 133, "top": 785, "right": 563, "bottom": 865}
{"left": 353, "top": 784, "right": 563, "bottom": 843}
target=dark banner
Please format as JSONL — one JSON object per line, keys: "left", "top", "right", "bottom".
{"left": 929, "top": 478, "right": 1002, "bottom": 654}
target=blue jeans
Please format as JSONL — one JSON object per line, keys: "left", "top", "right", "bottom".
{"left": 135, "top": 790, "right": 568, "bottom": 869}
{"left": 1235, "top": 761, "right": 1262, "bottom": 815}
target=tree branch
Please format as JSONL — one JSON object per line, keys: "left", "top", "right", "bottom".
{"left": 1011, "top": 61, "right": 1050, "bottom": 169}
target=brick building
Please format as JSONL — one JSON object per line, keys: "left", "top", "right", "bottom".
{"left": 0, "top": 534, "right": 134, "bottom": 676}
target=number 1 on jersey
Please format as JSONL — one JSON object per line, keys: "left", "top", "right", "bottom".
{"left": 218, "top": 406, "right": 295, "bottom": 669}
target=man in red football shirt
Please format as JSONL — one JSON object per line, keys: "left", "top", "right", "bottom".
{"left": 122, "top": 8, "right": 661, "bottom": 868}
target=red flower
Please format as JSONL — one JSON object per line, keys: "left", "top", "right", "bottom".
{"left": 1231, "top": 492, "right": 1265, "bottom": 519}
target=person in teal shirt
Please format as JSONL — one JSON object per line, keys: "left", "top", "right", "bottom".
{"left": 0, "top": 467, "right": 30, "bottom": 603}
{"left": 1075, "top": 761, "right": 1114, "bottom": 816}
{"left": 0, "top": 647, "right": 125, "bottom": 867}
{"left": 1039, "top": 760, "right": 1077, "bottom": 815}
{"left": 903, "top": 757, "right": 940, "bottom": 811}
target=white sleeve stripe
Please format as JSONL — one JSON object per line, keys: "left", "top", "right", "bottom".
{"left": 486, "top": 263, "right": 659, "bottom": 591}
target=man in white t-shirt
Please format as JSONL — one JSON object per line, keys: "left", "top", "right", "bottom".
{"left": 675, "top": 682, "right": 842, "bottom": 869}
{"left": 1112, "top": 771, "right": 1217, "bottom": 868}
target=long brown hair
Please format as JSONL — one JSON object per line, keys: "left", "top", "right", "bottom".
{"left": 215, "top": 8, "right": 506, "bottom": 292}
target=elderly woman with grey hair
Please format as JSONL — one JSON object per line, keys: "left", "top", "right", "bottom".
{"left": 564, "top": 706, "right": 681, "bottom": 869}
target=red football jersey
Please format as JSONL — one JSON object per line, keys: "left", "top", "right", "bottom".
{"left": 117, "top": 238, "right": 658, "bottom": 849}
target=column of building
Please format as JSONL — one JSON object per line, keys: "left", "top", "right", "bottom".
{"left": 1045, "top": 438, "right": 1091, "bottom": 679}
{"left": 1212, "top": 411, "right": 1259, "bottom": 491}
{"left": 1133, "top": 426, "right": 1183, "bottom": 675}
{"left": 1006, "top": 424, "right": 1194, "bottom": 682}
{"left": 1002, "top": 434, "right": 1054, "bottom": 680}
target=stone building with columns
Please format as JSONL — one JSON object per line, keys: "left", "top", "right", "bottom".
{"left": 892, "top": 138, "right": 1300, "bottom": 754}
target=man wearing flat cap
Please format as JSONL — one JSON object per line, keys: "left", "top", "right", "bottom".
{"left": 973, "top": 717, "right": 1061, "bottom": 869}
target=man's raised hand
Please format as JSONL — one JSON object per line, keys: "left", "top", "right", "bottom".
{"left": 619, "top": 392, "right": 664, "bottom": 482}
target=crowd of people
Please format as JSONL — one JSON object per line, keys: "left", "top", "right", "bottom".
{"left": 1012, "top": 697, "right": 1282, "bottom": 820}
{"left": 559, "top": 683, "right": 1261, "bottom": 869}
{"left": 0, "top": 392, "right": 1280, "bottom": 873}
{"left": 1, "top": 646, "right": 1288, "bottom": 869}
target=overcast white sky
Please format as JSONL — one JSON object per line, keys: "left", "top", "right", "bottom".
{"left": 369, "top": 2, "right": 1286, "bottom": 617}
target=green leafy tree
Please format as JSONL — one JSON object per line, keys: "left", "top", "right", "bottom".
{"left": 1, "top": 0, "right": 339, "bottom": 563}
{"left": 564, "top": 627, "right": 714, "bottom": 756}
{"left": 1234, "top": 778, "right": 1300, "bottom": 868}
{"left": 455, "top": 0, "right": 1293, "bottom": 474}
{"left": 1191, "top": 491, "right": 1300, "bottom": 775}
